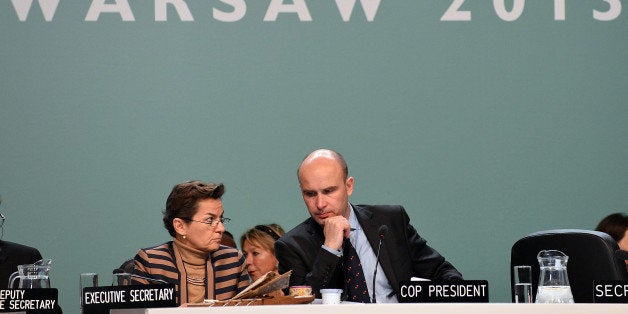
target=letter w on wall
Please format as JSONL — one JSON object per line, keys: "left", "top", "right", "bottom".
{"left": 11, "top": 0, "right": 60, "bottom": 21}
{"left": 335, "top": 0, "right": 381, "bottom": 21}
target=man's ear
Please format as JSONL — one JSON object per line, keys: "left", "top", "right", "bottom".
{"left": 346, "top": 176, "right": 354, "bottom": 196}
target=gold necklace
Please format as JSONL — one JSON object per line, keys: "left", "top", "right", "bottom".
{"left": 185, "top": 276, "right": 207, "bottom": 286}
{"left": 182, "top": 262, "right": 207, "bottom": 286}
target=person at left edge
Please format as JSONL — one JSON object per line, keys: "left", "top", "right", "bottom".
{"left": 0, "top": 241, "right": 42, "bottom": 287}
{"left": 133, "top": 181, "right": 250, "bottom": 305}
{"left": 0, "top": 209, "right": 43, "bottom": 287}
{"left": 0, "top": 202, "right": 63, "bottom": 313}
{"left": 0, "top": 241, "right": 43, "bottom": 288}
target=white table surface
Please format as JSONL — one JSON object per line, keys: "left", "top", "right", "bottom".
{"left": 111, "top": 302, "right": 628, "bottom": 314}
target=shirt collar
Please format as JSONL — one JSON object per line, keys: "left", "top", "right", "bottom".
{"left": 348, "top": 204, "right": 361, "bottom": 231}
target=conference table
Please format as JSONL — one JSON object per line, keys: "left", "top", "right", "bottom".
{"left": 111, "top": 302, "right": 628, "bottom": 314}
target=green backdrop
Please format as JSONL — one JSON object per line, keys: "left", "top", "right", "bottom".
{"left": 1, "top": 0, "right": 626, "bottom": 312}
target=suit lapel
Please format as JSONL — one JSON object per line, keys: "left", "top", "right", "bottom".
{"left": 353, "top": 204, "right": 377, "bottom": 244}
{"left": 353, "top": 205, "right": 399, "bottom": 293}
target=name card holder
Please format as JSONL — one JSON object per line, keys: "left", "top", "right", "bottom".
{"left": 594, "top": 281, "right": 628, "bottom": 303}
{"left": 0, "top": 288, "right": 59, "bottom": 313}
{"left": 82, "top": 284, "right": 176, "bottom": 314}
{"left": 398, "top": 280, "right": 489, "bottom": 303}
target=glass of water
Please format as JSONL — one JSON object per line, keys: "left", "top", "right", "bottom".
{"left": 80, "top": 273, "right": 98, "bottom": 312}
{"left": 513, "top": 265, "right": 532, "bottom": 303}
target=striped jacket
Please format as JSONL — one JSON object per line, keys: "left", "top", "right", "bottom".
{"left": 133, "top": 241, "right": 250, "bottom": 304}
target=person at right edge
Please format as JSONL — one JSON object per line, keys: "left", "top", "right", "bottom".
{"left": 275, "top": 149, "right": 463, "bottom": 303}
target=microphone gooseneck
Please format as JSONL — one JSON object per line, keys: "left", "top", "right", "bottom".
{"left": 0, "top": 212, "right": 5, "bottom": 242}
{"left": 372, "top": 225, "right": 388, "bottom": 303}
{"left": 112, "top": 268, "right": 168, "bottom": 284}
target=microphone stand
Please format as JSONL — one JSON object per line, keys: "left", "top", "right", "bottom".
{"left": 372, "top": 225, "right": 388, "bottom": 303}
{"left": 112, "top": 268, "right": 168, "bottom": 284}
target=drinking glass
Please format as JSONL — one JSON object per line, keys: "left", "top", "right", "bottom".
{"left": 80, "top": 273, "right": 98, "bottom": 312}
{"left": 513, "top": 265, "right": 532, "bottom": 303}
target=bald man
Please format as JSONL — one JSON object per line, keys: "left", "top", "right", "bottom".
{"left": 275, "top": 149, "right": 462, "bottom": 303}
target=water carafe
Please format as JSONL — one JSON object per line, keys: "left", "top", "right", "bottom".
{"left": 535, "top": 250, "right": 574, "bottom": 303}
{"left": 8, "top": 258, "right": 52, "bottom": 289}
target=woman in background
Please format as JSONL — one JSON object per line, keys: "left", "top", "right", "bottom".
{"left": 240, "top": 224, "right": 285, "bottom": 281}
{"left": 596, "top": 212, "right": 628, "bottom": 267}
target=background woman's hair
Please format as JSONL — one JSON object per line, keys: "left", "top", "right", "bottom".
{"left": 240, "top": 223, "right": 285, "bottom": 254}
{"left": 596, "top": 213, "right": 628, "bottom": 242}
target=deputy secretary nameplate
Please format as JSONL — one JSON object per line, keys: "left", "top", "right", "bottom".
{"left": 0, "top": 288, "right": 59, "bottom": 313}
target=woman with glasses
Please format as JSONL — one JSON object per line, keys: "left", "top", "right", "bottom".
{"left": 133, "top": 180, "right": 249, "bottom": 305}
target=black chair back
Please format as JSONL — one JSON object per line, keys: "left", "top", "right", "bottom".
{"left": 510, "top": 229, "right": 628, "bottom": 303}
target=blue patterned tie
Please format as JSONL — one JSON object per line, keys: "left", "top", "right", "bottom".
{"left": 343, "top": 238, "right": 371, "bottom": 303}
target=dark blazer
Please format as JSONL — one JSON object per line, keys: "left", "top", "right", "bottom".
{"left": 0, "top": 240, "right": 42, "bottom": 287}
{"left": 275, "top": 204, "right": 462, "bottom": 299}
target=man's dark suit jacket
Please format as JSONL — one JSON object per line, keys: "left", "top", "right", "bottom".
{"left": 0, "top": 240, "right": 42, "bottom": 287}
{"left": 275, "top": 204, "right": 462, "bottom": 299}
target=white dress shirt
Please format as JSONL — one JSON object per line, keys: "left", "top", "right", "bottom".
{"left": 347, "top": 205, "right": 398, "bottom": 303}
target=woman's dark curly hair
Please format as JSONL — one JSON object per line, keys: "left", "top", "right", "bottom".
{"left": 162, "top": 180, "right": 224, "bottom": 237}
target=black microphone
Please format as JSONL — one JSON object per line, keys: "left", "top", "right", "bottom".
{"left": 615, "top": 249, "right": 628, "bottom": 261}
{"left": 0, "top": 212, "right": 5, "bottom": 243}
{"left": 372, "top": 225, "right": 388, "bottom": 303}
{"left": 112, "top": 268, "right": 168, "bottom": 284}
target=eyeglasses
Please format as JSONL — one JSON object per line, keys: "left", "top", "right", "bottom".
{"left": 180, "top": 217, "right": 230, "bottom": 226}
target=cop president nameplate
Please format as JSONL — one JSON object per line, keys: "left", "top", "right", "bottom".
{"left": 0, "top": 288, "right": 59, "bottom": 313}
{"left": 82, "top": 284, "right": 176, "bottom": 314}
{"left": 399, "top": 280, "right": 489, "bottom": 303}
